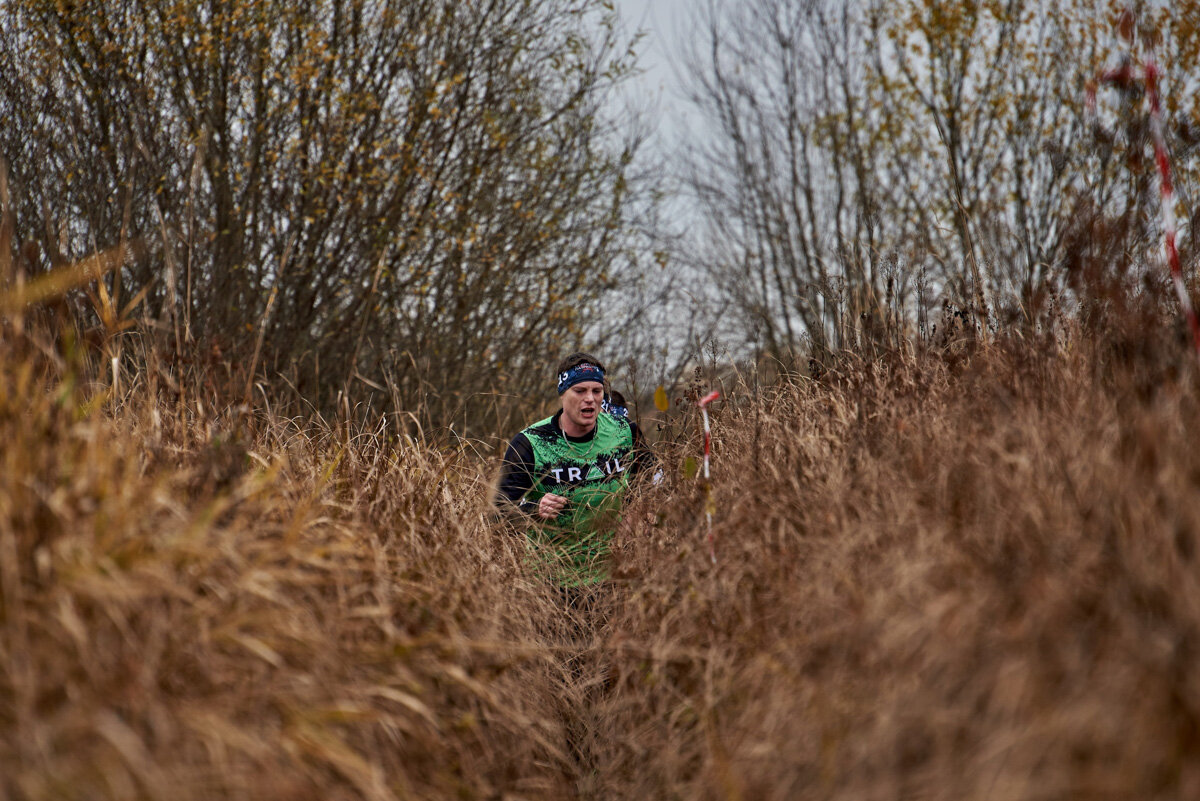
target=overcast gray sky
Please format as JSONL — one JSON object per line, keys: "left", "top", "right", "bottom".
{"left": 612, "top": 0, "right": 698, "bottom": 148}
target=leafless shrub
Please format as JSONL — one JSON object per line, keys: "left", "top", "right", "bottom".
{"left": 678, "top": 0, "right": 1200, "bottom": 361}
{"left": 0, "top": 0, "right": 659, "bottom": 432}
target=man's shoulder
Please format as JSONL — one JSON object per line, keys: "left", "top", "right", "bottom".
{"left": 519, "top": 414, "right": 559, "bottom": 444}
{"left": 599, "top": 410, "right": 635, "bottom": 441}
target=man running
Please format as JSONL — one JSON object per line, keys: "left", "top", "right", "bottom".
{"left": 496, "top": 352, "right": 650, "bottom": 586}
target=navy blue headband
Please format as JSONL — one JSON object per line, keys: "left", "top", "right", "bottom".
{"left": 557, "top": 363, "right": 605, "bottom": 394}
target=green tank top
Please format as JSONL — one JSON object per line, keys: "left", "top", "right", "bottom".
{"left": 521, "top": 411, "right": 635, "bottom": 585}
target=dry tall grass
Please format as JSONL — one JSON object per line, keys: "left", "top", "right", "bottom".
{"left": 598, "top": 325, "right": 1200, "bottom": 799}
{"left": 0, "top": 326, "right": 584, "bottom": 800}
{"left": 4, "top": 313, "right": 1200, "bottom": 800}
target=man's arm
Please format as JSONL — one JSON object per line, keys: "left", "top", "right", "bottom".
{"left": 495, "top": 433, "right": 539, "bottom": 517}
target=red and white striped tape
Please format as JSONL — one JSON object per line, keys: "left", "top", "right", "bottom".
{"left": 1142, "top": 60, "right": 1200, "bottom": 356}
{"left": 1089, "top": 14, "right": 1200, "bottom": 359}
{"left": 698, "top": 390, "right": 720, "bottom": 564}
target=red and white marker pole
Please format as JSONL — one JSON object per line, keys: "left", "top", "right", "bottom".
{"left": 1143, "top": 60, "right": 1200, "bottom": 358}
{"left": 1089, "top": 12, "right": 1200, "bottom": 360}
{"left": 698, "top": 390, "right": 720, "bottom": 564}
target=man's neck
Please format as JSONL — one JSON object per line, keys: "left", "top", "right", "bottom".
{"left": 558, "top": 414, "right": 596, "bottom": 439}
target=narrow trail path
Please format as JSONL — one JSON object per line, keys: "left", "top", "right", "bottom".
{"left": 542, "top": 584, "right": 621, "bottom": 799}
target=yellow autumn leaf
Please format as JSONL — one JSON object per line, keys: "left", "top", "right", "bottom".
{"left": 653, "top": 385, "right": 669, "bottom": 412}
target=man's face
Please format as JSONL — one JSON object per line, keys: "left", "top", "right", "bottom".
{"left": 560, "top": 381, "right": 605, "bottom": 435}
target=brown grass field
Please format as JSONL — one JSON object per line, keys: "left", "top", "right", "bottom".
{"left": 3, "top": 307, "right": 1200, "bottom": 800}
